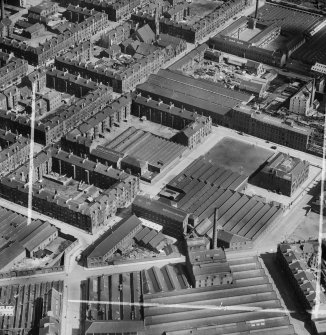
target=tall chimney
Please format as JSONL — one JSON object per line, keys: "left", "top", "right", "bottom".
{"left": 1, "top": 0, "right": 4, "bottom": 21}
{"left": 212, "top": 208, "right": 219, "bottom": 249}
{"left": 255, "top": 0, "right": 259, "bottom": 19}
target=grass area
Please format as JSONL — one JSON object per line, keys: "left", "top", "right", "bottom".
{"left": 203, "top": 136, "right": 273, "bottom": 176}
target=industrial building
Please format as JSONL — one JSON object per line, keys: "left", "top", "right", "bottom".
{"left": 0, "top": 281, "right": 63, "bottom": 334}
{"left": 86, "top": 215, "right": 142, "bottom": 267}
{"left": 132, "top": 195, "right": 195, "bottom": 239}
{"left": 134, "top": 226, "right": 167, "bottom": 253}
{"left": 229, "top": 105, "right": 313, "bottom": 152}
{"left": 142, "top": 255, "right": 295, "bottom": 335}
{"left": 251, "top": 152, "right": 310, "bottom": 196}
{"left": 132, "top": 94, "right": 212, "bottom": 149}
{"left": 105, "top": 126, "right": 187, "bottom": 179}
{"left": 86, "top": 271, "right": 143, "bottom": 322}
{"left": 186, "top": 237, "right": 233, "bottom": 288}
{"left": 163, "top": 158, "right": 283, "bottom": 243}
{"left": 0, "top": 206, "right": 58, "bottom": 272}
{"left": 136, "top": 69, "right": 253, "bottom": 125}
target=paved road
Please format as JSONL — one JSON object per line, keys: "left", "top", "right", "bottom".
{"left": 141, "top": 124, "right": 323, "bottom": 196}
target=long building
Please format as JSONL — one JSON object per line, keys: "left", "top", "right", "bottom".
{"left": 163, "top": 158, "right": 283, "bottom": 243}
{"left": 87, "top": 215, "right": 142, "bottom": 267}
{"left": 54, "top": 46, "right": 167, "bottom": 93}
{"left": 0, "top": 149, "right": 140, "bottom": 233}
{"left": 132, "top": 0, "right": 253, "bottom": 43}
{"left": 136, "top": 69, "right": 253, "bottom": 125}
{"left": 0, "top": 281, "right": 63, "bottom": 334}
{"left": 0, "top": 10, "right": 108, "bottom": 65}
{"left": 229, "top": 105, "right": 313, "bottom": 152}
{"left": 0, "top": 85, "right": 112, "bottom": 145}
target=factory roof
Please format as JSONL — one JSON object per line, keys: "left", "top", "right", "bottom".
{"left": 88, "top": 215, "right": 142, "bottom": 259}
{"left": 85, "top": 320, "right": 145, "bottom": 334}
{"left": 19, "top": 222, "right": 57, "bottom": 252}
{"left": 0, "top": 241, "right": 25, "bottom": 270}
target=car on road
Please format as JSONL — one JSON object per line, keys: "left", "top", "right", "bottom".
{"left": 271, "top": 146, "right": 277, "bottom": 149}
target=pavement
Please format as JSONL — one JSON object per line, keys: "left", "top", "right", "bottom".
{"left": 1, "top": 1, "right": 323, "bottom": 334}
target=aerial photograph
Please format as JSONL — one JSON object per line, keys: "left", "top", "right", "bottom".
{"left": 0, "top": 0, "right": 325, "bottom": 334}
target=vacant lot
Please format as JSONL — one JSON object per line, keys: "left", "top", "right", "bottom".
{"left": 203, "top": 136, "right": 273, "bottom": 176}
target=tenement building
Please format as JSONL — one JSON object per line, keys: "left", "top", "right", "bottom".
{"left": 0, "top": 132, "right": 30, "bottom": 177}
{"left": 0, "top": 9, "right": 108, "bottom": 66}
{"left": 0, "top": 86, "right": 112, "bottom": 145}
{"left": 0, "top": 57, "right": 28, "bottom": 91}
{"left": 0, "top": 149, "right": 140, "bottom": 232}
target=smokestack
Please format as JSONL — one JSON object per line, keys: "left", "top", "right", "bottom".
{"left": 212, "top": 208, "right": 219, "bottom": 249}
{"left": 255, "top": 0, "right": 259, "bottom": 19}
{"left": 1, "top": 0, "right": 4, "bottom": 21}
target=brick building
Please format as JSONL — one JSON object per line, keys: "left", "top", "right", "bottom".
{"left": 132, "top": 0, "right": 252, "bottom": 43}
{"left": 22, "top": 68, "right": 46, "bottom": 93}
{"left": 0, "top": 86, "right": 112, "bottom": 145}
{"left": 136, "top": 69, "right": 252, "bottom": 125}
{"left": 0, "top": 57, "right": 28, "bottom": 90}
{"left": 0, "top": 11, "right": 108, "bottom": 66}
{"left": 132, "top": 195, "right": 197, "bottom": 239}
{"left": 86, "top": 215, "right": 142, "bottom": 267}
{"left": 132, "top": 93, "right": 212, "bottom": 149}
{"left": 98, "top": 21, "right": 131, "bottom": 48}
{"left": 229, "top": 105, "right": 313, "bottom": 152}
{"left": 76, "top": 94, "right": 131, "bottom": 139}
{"left": 60, "top": 0, "right": 140, "bottom": 21}
{"left": 0, "top": 149, "right": 140, "bottom": 233}
{"left": 251, "top": 152, "right": 309, "bottom": 196}
{"left": 186, "top": 238, "right": 233, "bottom": 288}
{"left": 55, "top": 46, "right": 166, "bottom": 93}
{"left": 28, "top": 1, "right": 58, "bottom": 24}
{"left": 0, "top": 134, "right": 30, "bottom": 177}
{"left": 46, "top": 68, "right": 100, "bottom": 97}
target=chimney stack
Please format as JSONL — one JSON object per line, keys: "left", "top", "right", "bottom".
{"left": 255, "top": 0, "right": 259, "bottom": 19}
{"left": 212, "top": 208, "right": 219, "bottom": 249}
{"left": 1, "top": 0, "right": 4, "bottom": 21}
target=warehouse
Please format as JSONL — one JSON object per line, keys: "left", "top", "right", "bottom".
{"left": 0, "top": 206, "right": 59, "bottom": 271}
{"left": 136, "top": 69, "right": 253, "bottom": 125}
{"left": 105, "top": 127, "right": 187, "bottom": 179}
{"left": 142, "top": 255, "right": 296, "bottom": 335}
{"left": 164, "top": 158, "right": 283, "bottom": 242}
{"left": 251, "top": 152, "right": 310, "bottom": 197}
{"left": 87, "top": 215, "right": 142, "bottom": 267}
{"left": 132, "top": 195, "right": 196, "bottom": 239}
